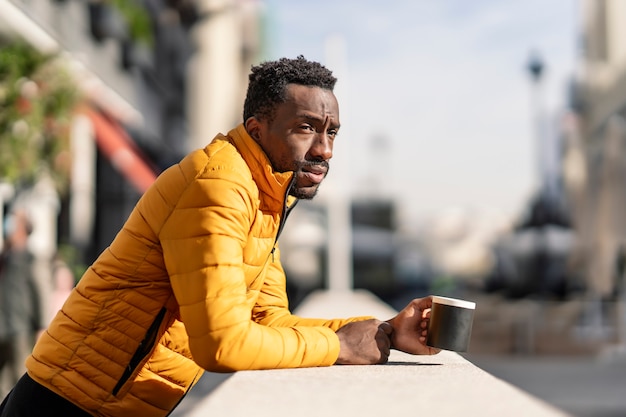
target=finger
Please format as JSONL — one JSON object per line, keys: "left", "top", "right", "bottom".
{"left": 381, "top": 342, "right": 390, "bottom": 357}
{"left": 378, "top": 346, "right": 390, "bottom": 364}
{"left": 415, "top": 296, "right": 433, "bottom": 310}
{"left": 379, "top": 321, "right": 394, "bottom": 336}
{"left": 376, "top": 328, "right": 391, "bottom": 350}
{"left": 428, "top": 346, "right": 442, "bottom": 355}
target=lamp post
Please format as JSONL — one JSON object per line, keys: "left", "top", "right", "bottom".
{"left": 514, "top": 50, "right": 548, "bottom": 353}
{"left": 324, "top": 34, "right": 353, "bottom": 292}
{"left": 527, "top": 50, "right": 549, "bottom": 200}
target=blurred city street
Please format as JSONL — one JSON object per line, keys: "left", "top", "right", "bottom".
{"left": 469, "top": 353, "right": 626, "bottom": 417}
{"left": 3, "top": 1, "right": 626, "bottom": 416}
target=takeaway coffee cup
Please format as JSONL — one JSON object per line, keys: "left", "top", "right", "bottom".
{"left": 426, "top": 296, "right": 476, "bottom": 352}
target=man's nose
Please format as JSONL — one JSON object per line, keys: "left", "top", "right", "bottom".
{"left": 311, "top": 133, "right": 333, "bottom": 160}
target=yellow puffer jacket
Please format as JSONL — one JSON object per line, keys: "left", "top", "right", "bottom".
{"left": 27, "top": 124, "right": 370, "bottom": 416}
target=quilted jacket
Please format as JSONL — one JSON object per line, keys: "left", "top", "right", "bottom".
{"left": 26, "top": 124, "right": 369, "bottom": 416}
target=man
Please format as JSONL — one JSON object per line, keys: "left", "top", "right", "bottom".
{"left": 0, "top": 56, "right": 438, "bottom": 417}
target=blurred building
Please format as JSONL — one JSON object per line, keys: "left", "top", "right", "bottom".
{"left": 350, "top": 199, "right": 396, "bottom": 300}
{"left": 487, "top": 0, "right": 626, "bottom": 305}
{"left": 465, "top": 0, "right": 626, "bottom": 356}
{"left": 0, "top": 0, "right": 264, "bottom": 266}
{"left": 2, "top": 1, "right": 438, "bottom": 313}
{"left": 568, "top": 0, "right": 626, "bottom": 301}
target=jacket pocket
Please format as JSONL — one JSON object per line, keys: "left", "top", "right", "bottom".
{"left": 112, "top": 307, "right": 167, "bottom": 396}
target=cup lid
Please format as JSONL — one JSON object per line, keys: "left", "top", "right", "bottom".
{"left": 432, "top": 295, "right": 476, "bottom": 309}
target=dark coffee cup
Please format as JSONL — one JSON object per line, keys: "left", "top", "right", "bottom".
{"left": 426, "top": 296, "right": 476, "bottom": 352}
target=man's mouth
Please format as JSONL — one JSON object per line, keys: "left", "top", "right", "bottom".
{"left": 300, "top": 164, "right": 328, "bottom": 185}
{"left": 301, "top": 170, "right": 325, "bottom": 184}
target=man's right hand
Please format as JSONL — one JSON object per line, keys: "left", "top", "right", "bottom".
{"left": 335, "top": 319, "right": 393, "bottom": 365}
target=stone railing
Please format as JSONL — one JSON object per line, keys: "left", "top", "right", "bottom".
{"left": 184, "top": 290, "right": 571, "bottom": 417}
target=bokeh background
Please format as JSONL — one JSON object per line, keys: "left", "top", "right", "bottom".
{"left": 1, "top": 1, "right": 625, "bottom": 416}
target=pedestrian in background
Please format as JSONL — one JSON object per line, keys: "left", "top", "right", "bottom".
{"left": 0, "top": 209, "right": 42, "bottom": 398}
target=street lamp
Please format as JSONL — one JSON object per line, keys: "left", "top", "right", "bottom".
{"left": 527, "top": 50, "right": 548, "bottom": 200}
{"left": 527, "top": 50, "right": 544, "bottom": 82}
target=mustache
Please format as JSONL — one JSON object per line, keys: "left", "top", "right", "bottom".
{"left": 297, "top": 160, "right": 329, "bottom": 170}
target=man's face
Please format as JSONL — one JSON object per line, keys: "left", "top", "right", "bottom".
{"left": 246, "top": 84, "right": 340, "bottom": 199}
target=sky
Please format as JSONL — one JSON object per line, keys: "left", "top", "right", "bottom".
{"left": 263, "top": 0, "right": 579, "bottom": 229}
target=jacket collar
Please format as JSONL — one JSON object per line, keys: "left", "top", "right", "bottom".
{"left": 229, "top": 124, "right": 297, "bottom": 210}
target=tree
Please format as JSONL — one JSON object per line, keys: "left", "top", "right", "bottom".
{"left": 0, "top": 40, "right": 80, "bottom": 194}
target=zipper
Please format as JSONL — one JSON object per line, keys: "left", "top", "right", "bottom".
{"left": 271, "top": 176, "right": 298, "bottom": 262}
{"left": 112, "top": 307, "right": 167, "bottom": 396}
{"left": 168, "top": 176, "right": 297, "bottom": 410}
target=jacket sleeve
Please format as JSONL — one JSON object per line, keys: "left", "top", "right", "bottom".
{"left": 252, "top": 246, "right": 373, "bottom": 331}
{"left": 159, "top": 158, "right": 355, "bottom": 372}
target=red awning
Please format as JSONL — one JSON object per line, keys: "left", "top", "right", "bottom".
{"left": 82, "top": 107, "right": 157, "bottom": 193}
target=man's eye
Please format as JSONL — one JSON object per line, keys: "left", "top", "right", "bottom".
{"left": 328, "top": 129, "right": 338, "bottom": 138}
{"left": 299, "top": 124, "right": 314, "bottom": 131}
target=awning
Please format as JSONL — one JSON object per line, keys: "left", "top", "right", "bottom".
{"left": 82, "top": 107, "right": 157, "bottom": 193}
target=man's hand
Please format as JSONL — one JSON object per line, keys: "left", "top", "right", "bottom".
{"left": 386, "top": 296, "right": 441, "bottom": 355}
{"left": 335, "top": 319, "right": 393, "bottom": 365}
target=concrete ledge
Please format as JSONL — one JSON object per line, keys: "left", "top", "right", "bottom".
{"left": 186, "top": 290, "right": 571, "bottom": 417}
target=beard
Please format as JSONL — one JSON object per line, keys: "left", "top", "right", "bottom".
{"left": 290, "top": 182, "right": 320, "bottom": 199}
{"left": 289, "top": 160, "right": 329, "bottom": 200}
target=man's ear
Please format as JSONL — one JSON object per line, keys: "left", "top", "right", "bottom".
{"left": 245, "top": 117, "right": 261, "bottom": 142}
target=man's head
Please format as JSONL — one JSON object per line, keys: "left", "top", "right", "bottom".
{"left": 243, "top": 56, "right": 340, "bottom": 199}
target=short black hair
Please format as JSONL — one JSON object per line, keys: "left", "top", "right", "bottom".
{"left": 243, "top": 55, "right": 337, "bottom": 123}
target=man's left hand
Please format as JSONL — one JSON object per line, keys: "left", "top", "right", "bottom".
{"left": 386, "top": 296, "right": 441, "bottom": 355}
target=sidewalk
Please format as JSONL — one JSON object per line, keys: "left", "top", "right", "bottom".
{"left": 468, "top": 353, "right": 626, "bottom": 417}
